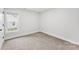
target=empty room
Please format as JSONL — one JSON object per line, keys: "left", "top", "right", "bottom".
{"left": 0, "top": 8, "right": 79, "bottom": 50}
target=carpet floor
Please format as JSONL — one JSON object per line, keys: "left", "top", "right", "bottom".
{"left": 2, "top": 32, "right": 79, "bottom": 50}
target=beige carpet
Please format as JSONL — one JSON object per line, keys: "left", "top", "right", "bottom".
{"left": 2, "top": 32, "right": 79, "bottom": 50}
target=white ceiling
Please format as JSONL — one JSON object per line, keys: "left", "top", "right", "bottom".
{"left": 26, "top": 8, "right": 51, "bottom": 12}
{"left": 5, "top": 8, "right": 51, "bottom": 13}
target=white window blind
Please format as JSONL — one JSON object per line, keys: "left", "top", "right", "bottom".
{"left": 5, "top": 12, "right": 19, "bottom": 33}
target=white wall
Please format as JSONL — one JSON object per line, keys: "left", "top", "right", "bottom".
{"left": 41, "top": 8, "right": 79, "bottom": 44}
{"left": 5, "top": 8, "right": 40, "bottom": 39}
{"left": 4, "top": 8, "right": 79, "bottom": 44}
{"left": 0, "top": 8, "right": 4, "bottom": 49}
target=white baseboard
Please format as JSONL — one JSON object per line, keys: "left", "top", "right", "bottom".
{"left": 4, "top": 30, "right": 79, "bottom": 46}
{"left": 41, "top": 31, "right": 79, "bottom": 45}
{"left": 5, "top": 30, "right": 39, "bottom": 40}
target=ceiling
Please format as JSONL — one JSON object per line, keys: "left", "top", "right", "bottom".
{"left": 5, "top": 8, "right": 52, "bottom": 13}
{"left": 25, "top": 8, "right": 51, "bottom": 13}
